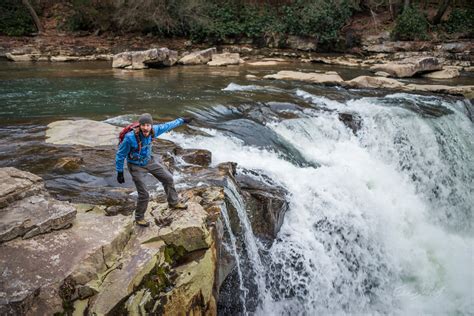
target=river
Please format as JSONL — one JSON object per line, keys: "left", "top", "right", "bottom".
{"left": 1, "top": 60, "right": 473, "bottom": 315}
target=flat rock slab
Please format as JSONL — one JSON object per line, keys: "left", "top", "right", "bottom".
{"left": 0, "top": 195, "right": 76, "bottom": 243}
{"left": 264, "top": 70, "right": 344, "bottom": 84}
{"left": 345, "top": 75, "right": 405, "bottom": 89}
{"left": 0, "top": 211, "right": 132, "bottom": 315}
{"left": 46, "top": 120, "right": 122, "bottom": 147}
{"left": 88, "top": 217, "right": 165, "bottom": 315}
{"left": 0, "top": 167, "right": 43, "bottom": 208}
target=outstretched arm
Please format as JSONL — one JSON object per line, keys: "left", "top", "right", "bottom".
{"left": 116, "top": 137, "right": 131, "bottom": 173}
{"left": 153, "top": 118, "right": 185, "bottom": 138}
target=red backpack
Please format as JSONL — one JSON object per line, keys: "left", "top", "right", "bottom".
{"left": 118, "top": 122, "right": 154, "bottom": 153}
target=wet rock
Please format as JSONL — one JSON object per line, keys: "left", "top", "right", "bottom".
{"left": 174, "top": 148, "right": 212, "bottom": 167}
{"left": 264, "top": 70, "right": 344, "bottom": 85}
{"left": 344, "top": 75, "right": 405, "bottom": 89}
{"left": 0, "top": 210, "right": 132, "bottom": 315}
{"left": 53, "top": 156, "right": 83, "bottom": 172}
{"left": 0, "top": 167, "right": 77, "bottom": 243}
{"left": 46, "top": 119, "right": 122, "bottom": 147}
{"left": 422, "top": 67, "right": 460, "bottom": 79}
{"left": 112, "top": 48, "right": 178, "bottom": 69}
{"left": 369, "top": 56, "right": 442, "bottom": 78}
{"left": 208, "top": 53, "right": 241, "bottom": 66}
{"left": 236, "top": 171, "right": 289, "bottom": 241}
{"left": 179, "top": 47, "right": 216, "bottom": 65}
{"left": 338, "top": 113, "right": 362, "bottom": 135}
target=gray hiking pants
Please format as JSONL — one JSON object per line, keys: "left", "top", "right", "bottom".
{"left": 127, "top": 159, "right": 179, "bottom": 220}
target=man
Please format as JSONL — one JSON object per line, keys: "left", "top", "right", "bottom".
{"left": 116, "top": 113, "right": 193, "bottom": 227}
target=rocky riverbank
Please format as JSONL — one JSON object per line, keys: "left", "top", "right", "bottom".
{"left": 0, "top": 119, "right": 289, "bottom": 315}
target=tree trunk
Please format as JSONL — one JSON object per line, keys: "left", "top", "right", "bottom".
{"left": 432, "top": 0, "right": 451, "bottom": 24}
{"left": 21, "top": 0, "right": 43, "bottom": 34}
{"left": 404, "top": 0, "right": 411, "bottom": 11}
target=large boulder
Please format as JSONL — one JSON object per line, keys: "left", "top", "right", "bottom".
{"left": 45, "top": 119, "right": 122, "bottom": 147}
{"left": 370, "top": 57, "right": 442, "bottom": 78}
{"left": 0, "top": 207, "right": 132, "bottom": 315}
{"left": 402, "top": 84, "right": 474, "bottom": 96}
{"left": 112, "top": 48, "right": 178, "bottom": 70}
{"left": 422, "top": 67, "right": 460, "bottom": 79}
{"left": 179, "top": 47, "right": 216, "bottom": 65}
{"left": 208, "top": 53, "right": 241, "bottom": 66}
{"left": 0, "top": 167, "right": 76, "bottom": 243}
{"left": 264, "top": 70, "right": 344, "bottom": 85}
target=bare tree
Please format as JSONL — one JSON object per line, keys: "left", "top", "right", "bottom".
{"left": 21, "top": 0, "right": 43, "bottom": 34}
{"left": 432, "top": 0, "right": 451, "bottom": 24}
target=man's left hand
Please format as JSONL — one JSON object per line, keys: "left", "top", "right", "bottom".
{"left": 182, "top": 117, "right": 194, "bottom": 124}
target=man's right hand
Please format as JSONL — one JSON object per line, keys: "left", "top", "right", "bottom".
{"left": 117, "top": 171, "right": 125, "bottom": 184}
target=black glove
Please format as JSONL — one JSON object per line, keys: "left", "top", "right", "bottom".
{"left": 182, "top": 116, "right": 194, "bottom": 124}
{"left": 117, "top": 171, "right": 125, "bottom": 184}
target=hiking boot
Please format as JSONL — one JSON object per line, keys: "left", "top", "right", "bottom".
{"left": 135, "top": 219, "right": 150, "bottom": 227}
{"left": 169, "top": 202, "right": 188, "bottom": 210}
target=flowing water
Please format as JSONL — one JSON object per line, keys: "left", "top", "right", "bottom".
{"left": 1, "top": 60, "right": 473, "bottom": 315}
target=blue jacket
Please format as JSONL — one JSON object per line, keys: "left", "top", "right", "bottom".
{"left": 115, "top": 118, "right": 184, "bottom": 172}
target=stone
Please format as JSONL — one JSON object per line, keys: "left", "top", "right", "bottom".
{"left": 159, "top": 245, "right": 217, "bottom": 315}
{"left": 375, "top": 71, "right": 390, "bottom": 77}
{"left": 0, "top": 211, "right": 132, "bottom": 315}
{"left": 370, "top": 57, "right": 442, "bottom": 78}
{"left": 152, "top": 202, "right": 211, "bottom": 252}
{"left": 208, "top": 53, "right": 241, "bottom": 66}
{"left": 112, "top": 51, "right": 133, "bottom": 68}
{"left": 422, "top": 68, "right": 460, "bottom": 79}
{"left": 5, "top": 53, "right": 37, "bottom": 62}
{"left": 112, "top": 48, "right": 178, "bottom": 69}
{"left": 246, "top": 74, "right": 258, "bottom": 79}
{"left": 45, "top": 119, "right": 122, "bottom": 147}
{"left": 247, "top": 61, "right": 281, "bottom": 66}
{"left": 53, "top": 156, "right": 83, "bottom": 171}
{"left": 178, "top": 47, "right": 216, "bottom": 65}
{"left": 0, "top": 167, "right": 43, "bottom": 208}
{"left": 264, "top": 70, "right": 344, "bottom": 85}
{"left": 345, "top": 75, "right": 405, "bottom": 89}
{"left": 236, "top": 172, "right": 288, "bottom": 240}
{"left": 174, "top": 148, "right": 212, "bottom": 167}
{"left": 286, "top": 35, "right": 317, "bottom": 51}
{"left": 0, "top": 167, "right": 77, "bottom": 243}
{"left": 311, "top": 56, "right": 360, "bottom": 67}
{"left": 0, "top": 195, "right": 76, "bottom": 243}
{"left": 51, "top": 56, "right": 80, "bottom": 62}
{"left": 402, "top": 84, "right": 474, "bottom": 97}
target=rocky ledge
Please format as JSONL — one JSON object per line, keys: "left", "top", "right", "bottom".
{"left": 0, "top": 119, "right": 289, "bottom": 315}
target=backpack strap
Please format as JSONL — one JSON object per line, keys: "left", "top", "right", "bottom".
{"left": 133, "top": 128, "right": 142, "bottom": 153}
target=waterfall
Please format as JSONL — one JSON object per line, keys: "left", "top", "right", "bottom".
{"left": 223, "top": 180, "right": 267, "bottom": 312}
{"left": 220, "top": 203, "right": 248, "bottom": 314}
{"left": 164, "top": 91, "right": 473, "bottom": 315}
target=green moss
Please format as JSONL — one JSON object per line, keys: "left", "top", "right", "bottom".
{"left": 164, "top": 244, "right": 187, "bottom": 265}
{"left": 142, "top": 264, "right": 171, "bottom": 297}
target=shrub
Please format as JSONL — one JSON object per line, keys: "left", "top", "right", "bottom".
{"left": 391, "top": 6, "right": 430, "bottom": 41}
{"left": 0, "top": 0, "right": 36, "bottom": 36}
{"left": 444, "top": 8, "right": 474, "bottom": 34}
